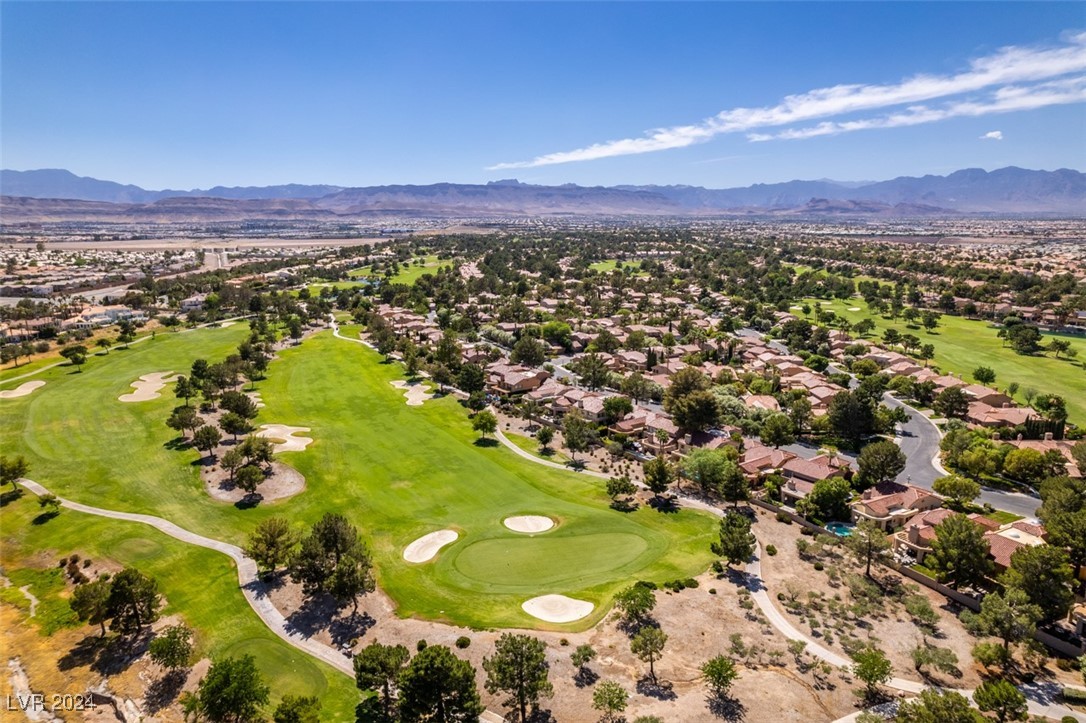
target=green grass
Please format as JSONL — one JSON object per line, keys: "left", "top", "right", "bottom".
{"left": 504, "top": 431, "right": 570, "bottom": 463}
{"left": 349, "top": 255, "right": 446, "bottom": 286}
{"left": 2, "top": 566, "right": 79, "bottom": 635}
{"left": 985, "top": 510, "right": 1024, "bottom": 525}
{"left": 0, "top": 493, "right": 359, "bottom": 718}
{"left": 0, "top": 356, "right": 62, "bottom": 382}
{"left": 1, "top": 325, "right": 717, "bottom": 631}
{"left": 794, "top": 298, "right": 1086, "bottom": 424}
{"left": 589, "top": 259, "right": 648, "bottom": 276}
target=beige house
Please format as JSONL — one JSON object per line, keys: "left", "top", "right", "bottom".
{"left": 851, "top": 482, "right": 942, "bottom": 530}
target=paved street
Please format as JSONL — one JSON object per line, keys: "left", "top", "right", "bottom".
{"left": 744, "top": 330, "right": 1043, "bottom": 519}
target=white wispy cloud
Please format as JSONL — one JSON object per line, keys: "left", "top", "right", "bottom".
{"left": 981, "top": 130, "right": 1004, "bottom": 140}
{"left": 488, "top": 31, "right": 1086, "bottom": 169}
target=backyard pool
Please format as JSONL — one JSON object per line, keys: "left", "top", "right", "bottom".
{"left": 825, "top": 521, "right": 855, "bottom": 537}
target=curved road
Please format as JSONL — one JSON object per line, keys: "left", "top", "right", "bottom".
{"left": 740, "top": 328, "right": 1040, "bottom": 518}
{"left": 9, "top": 324, "right": 1071, "bottom": 720}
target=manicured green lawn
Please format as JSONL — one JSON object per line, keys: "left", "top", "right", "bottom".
{"left": 2, "top": 325, "right": 716, "bottom": 630}
{"left": 257, "top": 334, "right": 717, "bottom": 629}
{"left": 0, "top": 356, "right": 63, "bottom": 382}
{"left": 504, "top": 430, "right": 570, "bottom": 464}
{"left": 0, "top": 493, "right": 359, "bottom": 718}
{"left": 793, "top": 298, "right": 1086, "bottom": 424}
{"left": 589, "top": 259, "right": 648, "bottom": 276}
{"left": 349, "top": 255, "right": 446, "bottom": 285}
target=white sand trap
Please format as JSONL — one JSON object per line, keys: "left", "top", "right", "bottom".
{"left": 522, "top": 594, "right": 594, "bottom": 623}
{"left": 0, "top": 381, "right": 46, "bottom": 399}
{"left": 403, "top": 529, "right": 458, "bottom": 563}
{"left": 119, "top": 372, "right": 177, "bottom": 402}
{"left": 848, "top": 307, "right": 862, "bottom": 311}
{"left": 247, "top": 391, "right": 266, "bottom": 408}
{"left": 390, "top": 380, "right": 434, "bottom": 406}
{"left": 789, "top": 305, "right": 803, "bottom": 310}
{"left": 256, "top": 424, "right": 313, "bottom": 452}
{"left": 504, "top": 515, "right": 555, "bottom": 534}
{"left": 220, "top": 321, "right": 237, "bottom": 327}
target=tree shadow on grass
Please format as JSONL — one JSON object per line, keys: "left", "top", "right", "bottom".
{"left": 234, "top": 493, "right": 264, "bottom": 510}
{"left": 707, "top": 694, "right": 747, "bottom": 721}
{"left": 473, "top": 438, "right": 499, "bottom": 448}
{"left": 648, "top": 496, "right": 680, "bottom": 514}
{"left": 31, "top": 511, "right": 60, "bottom": 525}
{"left": 0, "top": 488, "right": 24, "bottom": 507}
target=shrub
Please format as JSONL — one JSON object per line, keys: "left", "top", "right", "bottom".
{"left": 709, "top": 588, "right": 717, "bottom": 595}
{"left": 559, "top": 638, "right": 569, "bottom": 646}
{"left": 1061, "top": 688, "right": 1086, "bottom": 704}
{"left": 711, "top": 561, "right": 724, "bottom": 574}
{"left": 813, "top": 561, "right": 824, "bottom": 571}
{"left": 775, "top": 512, "right": 792, "bottom": 524}
{"left": 765, "top": 544, "right": 777, "bottom": 556}
{"left": 82, "top": 559, "right": 92, "bottom": 568}
{"left": 455, "top": 636, "right": 470, "bottom": 649}
{"left": 416, "top": 639, "right": 427, "bottom": 652}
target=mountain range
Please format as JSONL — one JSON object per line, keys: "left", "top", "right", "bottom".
{"left": 1, "top": 167, "right": 1083, "bottom": 221}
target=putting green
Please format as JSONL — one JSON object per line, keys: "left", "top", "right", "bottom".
{"left": 450, "top": 532, "right": 651, "bottom": 589}
{"left": 1, "top": 325, "right": 717, "bottom": 632}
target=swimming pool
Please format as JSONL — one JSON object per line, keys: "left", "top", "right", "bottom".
{"left": 825, "top": 521, "right": 855, "bottom": 537}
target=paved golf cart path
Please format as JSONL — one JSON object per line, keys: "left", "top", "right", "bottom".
{"left": 9, "top": 321, "right": 1076, "bottom": 720}
{"left": 17, "top": 478, "right": 354, "bottom": 677}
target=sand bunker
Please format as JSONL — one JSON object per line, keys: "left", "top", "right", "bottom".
{"left": 256, "top": 424, "right": 313, "bottom": 452}
{"left": 119, "top": 372, "right": 176, "bottom": 402}
{"left": 0, "top": 381, "right": 46, "bottom": 399}
{"left": 522, "top": 594, "right": 594, "bottom": 623}
{"left": 403, "top": 530, "right": 458, "bottom": 563}
{"left": 390, "top": 380, "right": 434, "bottom": 406}
{"left": 504, "top": 515, "right": 555, "bottom": 534}
{"left": 247, "top": 391, "right": 266, "bottom": 408}
{"left": 789, "top": 305, "right": 803, "bottom": 310}
{"left": 848, "top": 307, "right": 862, "bottom": 311}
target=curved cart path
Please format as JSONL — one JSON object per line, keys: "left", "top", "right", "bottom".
{"left": 18, "top": 478, "right": 353, "bottom": 676}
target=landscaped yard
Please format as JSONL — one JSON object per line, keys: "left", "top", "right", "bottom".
{"left": 1, "top": 325, "right": 717, "bottom": 631}
{"left": 792, "top": 298, "right": 1086, "bottom": 423}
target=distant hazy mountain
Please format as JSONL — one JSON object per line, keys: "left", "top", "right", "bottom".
{"left": 619, "top": 167, "right": 1086, "bottom": 213}
{"left": 1, "top": 166, "right": 1083, "bottom": 219}
{"left": 0, "top": 169, "right": 343, "bottom": 203}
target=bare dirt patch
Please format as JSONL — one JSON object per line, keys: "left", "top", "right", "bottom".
{"left": 118, "top": 372, "right": 177, "bottom": 403}
{"left": 753, "top": 507, "right": 985, "bottom": 689}
{"left": 266, "top": 568, "right": 859, "bottom": 722}
{"left": 0, "top": 380, "right": 46, "bottom": 399}
{"left": 202, "top": 461, "right": 305, "bottom": 504}
{"left": 403, "top": 530, "right": 458, "bottom": 563}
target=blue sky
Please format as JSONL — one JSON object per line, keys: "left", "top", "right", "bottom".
{"left": 2, "top": 2, "right": 1084, "bottom": 189}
